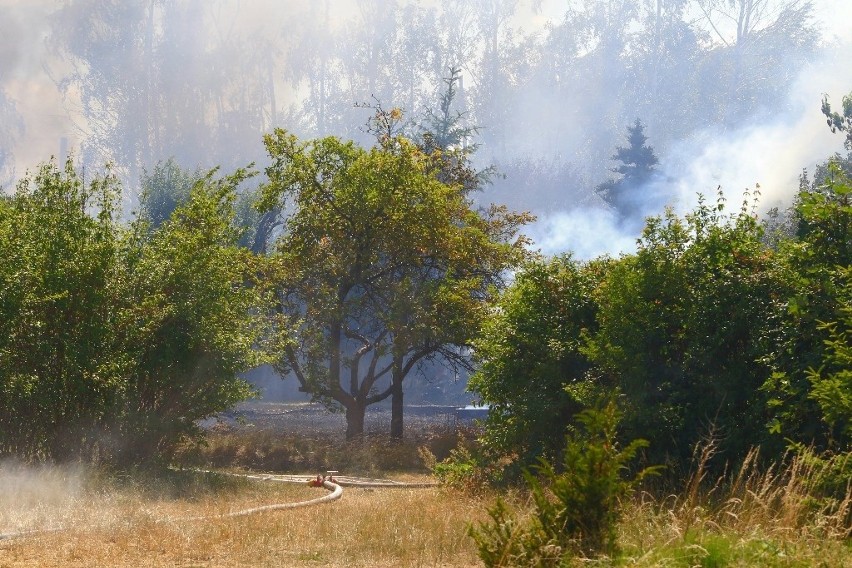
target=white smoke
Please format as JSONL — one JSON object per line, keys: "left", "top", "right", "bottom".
{"left": 1, "top": 0, "right": 851, "bottom": 214}
{"left": 527, "top": 207, "right": 638, "bottom": 259}
{"left": 666, "top": 44, "right": 852, "bottom": 212}
{"left": 530, "top": 37, "right": 852, "bottom": 259}
{"left": 0, "top": 460, "right": 87, "bottom": 532}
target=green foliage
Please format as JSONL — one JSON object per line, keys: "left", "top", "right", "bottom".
{"left": 788, "top": 443, "right": 852, "bottom": 511}
{"left": 0, "top": 159, "right": 123, "bottom": 460}
{"left": 805, "top": 268, "right": 852, "bottom": 442}
{"left": 261, "top": 129, "right": 530, "bottom": 439}
{"left": 115, "top": 167, "right": 267, "bottom": 462}
{"left": 415, "top": 66, "right": 496, "bottom": 194}
{"left": 467, "top": 255, "right": 604, "bottom": 472}
{"left": 137, "top": 158, "right": 200, "bottom": 231}
{"left": 763, "top": 166, "right": 852, "bottom": 449}
{"left": 587, "top": 192, "right": 789, "bottom": 465}
{"left": 471, "top": 189, "right": 793, "bottom": 474}
{"left": 429, "top": 444, "right": 492, "bottom": 491}
{"left": 822, "top": 91, "right": 852, "bottom": 150}
{"left": 469, "top": 402, "right": 659, "bottom": 565}
{"left": 0, "top": 159, "right": 266, "bottom": 464}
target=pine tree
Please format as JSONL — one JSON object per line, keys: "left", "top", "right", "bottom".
{"left": 596, "top": 119, "right": 659, "bottom": 216}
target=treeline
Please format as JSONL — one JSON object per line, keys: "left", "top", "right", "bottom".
{"left": 0, "top": 91, "right": 530, "bottom": 462}
{"left": 0, "top": 0, "right": 823, "bottom": 208}
{"left": 2, "top": 88, "right": 850, "bottom": 474}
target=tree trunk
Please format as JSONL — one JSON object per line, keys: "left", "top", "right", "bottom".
{"left": 390, "top": 373, "right": 404, "bottom": 440}
{"left": 346, "top": 399, "right": 366, "bottom": 440}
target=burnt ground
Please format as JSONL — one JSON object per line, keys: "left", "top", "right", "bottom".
{"left": 211, "top": 401, "right": 464, "bottom": 436}
{"left": 194, "top": 402, "right": 481, "bottom": 473}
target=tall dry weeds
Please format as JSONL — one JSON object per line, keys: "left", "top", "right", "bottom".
{"left": 619, "top": 441, "right": 852, "bottom": 566}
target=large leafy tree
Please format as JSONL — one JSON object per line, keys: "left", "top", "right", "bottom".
{"left": 0, "top": 160, "right": 122, "bottom": 460}
{"left": 261, "top": 129, "right": 529, "bottom": 439}
{"left": 115, "top": 167, "right": 268, "bottom": 462}
{"left": 587, "top": 195, "right": 789, "bottom": 465}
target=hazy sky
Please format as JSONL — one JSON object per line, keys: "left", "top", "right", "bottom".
{"left": 3, "top": 0, "right": 849, "bottom": 177}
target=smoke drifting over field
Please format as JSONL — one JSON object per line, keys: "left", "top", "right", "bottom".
{"left": 0, "top": 461, "right": 86, "bottom": 535}
{"left": 1, "top": 0, "right": 851, "bottom": 257}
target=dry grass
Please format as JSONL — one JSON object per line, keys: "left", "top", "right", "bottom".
{"left": 0, "top": 463, "right": 490, "bottom": 567}
{"left": 616, "top": 446, "right": 852, "bottom": 567}
{"left": 183, "top": 421, "right": 472, "bottom": 476}
{"left": 3, "top": 429, "right": 851, "bottom": 567}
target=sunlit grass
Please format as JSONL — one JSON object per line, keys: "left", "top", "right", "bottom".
{"left": 2, "top": 437, "right": 851, "bottom": 567}
{"left": 0, "top": 464, "right": 488, "bottom": 567}
{"left": 616, "top": 445, "right": 852, "bottom": 567}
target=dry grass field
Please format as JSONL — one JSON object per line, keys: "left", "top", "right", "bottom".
{"left": 2, "top": 461, "right": 850, "bottom": 567}
{"left": 0, "top": 404, "right": 488, "bottom": 567}
{"left": 1, "top": 405, "right": 850, "bottom": 567}
{"left": 0, "top": 464, "right": 490, "bottom": 567}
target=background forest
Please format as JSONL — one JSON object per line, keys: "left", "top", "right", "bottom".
{"left": 1, "top": 0, "right": 849, "bottom": 230}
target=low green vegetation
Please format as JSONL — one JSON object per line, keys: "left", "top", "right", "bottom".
{"left": 470, "top": 402, "right": 660, "bottom": 565}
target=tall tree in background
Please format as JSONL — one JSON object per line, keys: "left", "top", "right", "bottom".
{"left": 416, "top": 66, "right": 495, "bottom": 194}
{"left": 630, "top": 0, "right": 703, "bottom": 141}
{"left": 50, "top": 0, "right": 156, "bottom": 180}
{"left": 50, "top": 0, "right": 276, "bottom": 183}
{"left": 0, "top": 92, "right": 23, "bottom": 186}
{"left": 595, "top": 119, "right": 659, "bottom": 218}
{"left": 691, "top": 0, "right": 817, "bottom": 124}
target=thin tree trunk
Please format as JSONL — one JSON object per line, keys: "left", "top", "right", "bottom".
{"left": 391, "top": 375, "right": 404, "bottom": 440}
{"left": 390, "top": 355, "right": 404, "bottom": 440}
{"left": 346, "top": 399, "right": 366, "bottom": 440}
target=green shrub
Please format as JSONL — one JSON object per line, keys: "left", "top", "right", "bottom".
{"left": 469, "top": 401, "right": 660, "bottom": 565}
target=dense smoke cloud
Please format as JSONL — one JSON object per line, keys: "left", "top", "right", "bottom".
{"left": 0, "top": 0, "right": 850, "bottom": 257}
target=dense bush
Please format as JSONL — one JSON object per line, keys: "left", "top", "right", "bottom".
{"left": 0, "top": 160, "right": 267, "bottom": 464}
{"left": 467, "top": 255, "right": 605, "bottom": 473}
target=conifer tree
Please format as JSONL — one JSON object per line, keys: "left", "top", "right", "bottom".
{"left": 596, "top": 119, "right": 659, "bottom": 217}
